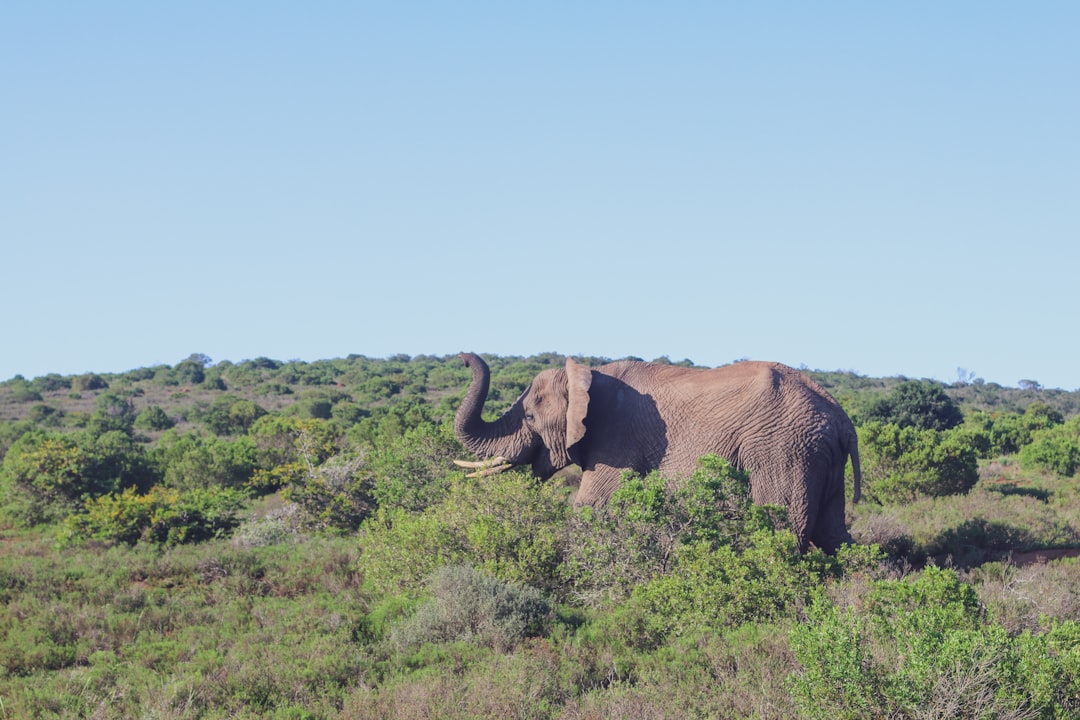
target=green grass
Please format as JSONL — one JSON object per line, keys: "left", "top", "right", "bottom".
{"left": 849, "top": 456, "right": 1080, "bottom": 566}
{"left": 5, "top": 513, "right": 1080, "bottom": 719}
{"left": 0, "top": 529, "right": 367, "bottom": 718}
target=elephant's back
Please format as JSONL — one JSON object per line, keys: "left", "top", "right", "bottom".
{"left": 595, "top": 359, "right": 819, "bottom": 411}
{"left": 606, "top": 360, "right": 845, "bottom": 477}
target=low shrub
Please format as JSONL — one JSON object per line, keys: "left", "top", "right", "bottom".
{"left": 559, "top": 455, "right": 764, "bottom": 606}
{"left": 858, "top": 422, "right": 978, "bottom": 503}
{"left": 630, "top": 530, "right": 828, "bottom": 638}
{"left": 285, "top": 451, "right": 375, "bottom": 532}
{"left": 0, "top": 431, "right": 103, "bottom": 525}
{"left": 60, "top": 485, "right": 247, "bottom": 546}
{"left": 231, "top": 503, "right": 305, "bottom": 547}
{"left": 967, "top": 559, "right": 1080, "bottom": 634}
{"left": 133, "top": 404, "right": 175, "bottom": 432}
{"left": 790, "top": 567, "right": 1080, "bottom": 719}
{"left": 387, "top": 565, "right": 552, "bottom": 653}
{"left": 860, "top": 379, "right": 964, "bottom": 431}
{"left": 1021, "top": 416, "right": 1080, "bottom": 477}
{"left": 359, "top": 470, "right": 568, "bottom": 596}
{"left": 849, "top": 485, "right": 1080, "bottom": 566}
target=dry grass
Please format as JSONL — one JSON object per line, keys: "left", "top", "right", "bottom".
{"left": 966, "top": 557, "right": 1080, "bottom": 633}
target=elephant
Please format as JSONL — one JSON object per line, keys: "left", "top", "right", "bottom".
{"left": 453, "top": 352, "right": 861, "bottom": 554}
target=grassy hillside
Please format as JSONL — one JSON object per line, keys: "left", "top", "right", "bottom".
{"left": 2, "top": 353, "right": 1080, "bottom": 718}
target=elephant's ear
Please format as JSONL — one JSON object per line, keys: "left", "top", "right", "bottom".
{"left": 565, "top": 358, "right": 592, "bottom": 449}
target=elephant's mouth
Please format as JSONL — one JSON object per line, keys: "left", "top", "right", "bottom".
{"left": 452, "top": 456, "right": 512, "bottom": 478}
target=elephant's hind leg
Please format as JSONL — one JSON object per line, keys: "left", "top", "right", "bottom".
{"left": 810, "top": 485, "right": 854, "bottom": 555}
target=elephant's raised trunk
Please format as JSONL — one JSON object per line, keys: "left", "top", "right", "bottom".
{"left": 454, "top": 353, "right": 534, "bottom": 467}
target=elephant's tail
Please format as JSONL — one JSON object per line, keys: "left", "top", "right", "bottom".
{"left": 845, "top": 428, "right": 862, "bottom": 504}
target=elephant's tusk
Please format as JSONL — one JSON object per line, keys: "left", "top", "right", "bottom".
{"left": 465, "top": 463, "right": 513, "bottom": 478}
{"left": 453, "top": 456, "right": 509, "bottom": 469}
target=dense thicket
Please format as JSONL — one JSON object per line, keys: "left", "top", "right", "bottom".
{"left": 2, "top": 353, "right": 1079, "bottom": 718}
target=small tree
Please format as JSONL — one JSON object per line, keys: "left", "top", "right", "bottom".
{"left": 174, "top": 358, "right": 206, "bottom": 385}
{"left": 862, "top": 380, "right": 964, "bottom": 431}
{"left": 88, "top": 393, "right": 136, "bottom": 436}
{"left": 858, "top": 422, "right": 978, "bottom": 503}
{"left": 559, "top": 455, "right": 774, "bottom": 606}
{"left": 388, "top": 565, "right": 551, "bottom": 652}
{"left": 71, "top": 373, "right": 108, "bottom": 392}
{"left": 0, "top": 431, "right": 101, "bottom": 524}
{"left": 153, "top": 431, "right": 258, "bottom": 491}
{"left": 134, "top": 405, "right": 175, "bottom": 432}
{"left": 284, "top": 451, "right": 374, "bottom": 532}
{"left": 1020, "top": 416, "right": 1080, "bottom": 477}
{"left": 60, "top": 485, "right": 245, "bottom": 546}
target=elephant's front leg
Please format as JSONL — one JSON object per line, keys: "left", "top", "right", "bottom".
{"left": 572, "top": 464, "right": 627, "bottom": 507}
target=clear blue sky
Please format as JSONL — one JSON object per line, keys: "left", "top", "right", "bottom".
{"left": 3, "top": 4, "right": 1078, "bottom": 389}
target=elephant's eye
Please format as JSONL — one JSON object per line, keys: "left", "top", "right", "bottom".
{"left": 524, "top": 413, "right": 535, "bottom": 424}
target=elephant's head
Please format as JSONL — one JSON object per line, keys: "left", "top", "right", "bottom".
{"left": 453, "top": 353, "right": 592, "bottom": 479}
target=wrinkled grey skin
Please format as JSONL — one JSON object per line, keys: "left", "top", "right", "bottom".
{"left": 454, "top": 353, "right": 861, "bottom": 553}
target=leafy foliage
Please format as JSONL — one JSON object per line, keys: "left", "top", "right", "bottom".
{"left": 858, "top": 421, "right": 978, "bottom": 503}
{"left": 59, "top": 485, "right": 247, "bottom": 546}
{"left": 560, "top": 455, "right": 779, "bottom": 606}
{"left": 285, "top": 451, "right": 374, "bottom": 532}
{"left": 152, "top": 431, "right": 258, "bottom": 491}
{"left": 861, "top": 379, "right": 964, "bottom": 431}
{"left": 790, "top": 567, "right": 1080, "bottom": 719}
{"left": 960, "top": 402, "right": 1064, "bottom": 458}
{"left": 133, "top": 404, "right": 175, "bottom": 432}
{"left": 1021, "top": 415, "right": 1080, "bottom": 477}
{"left": 1, "top": 431, "right": 107, "bottom": 525}
{"left": 387, "top": 565, "right": 552, "bottom": 653}
{"left": 360, "top": 470, "right": 569, "bottom": 596}
{"left": 630, "top": 530, "right": 827, "bottom": 637}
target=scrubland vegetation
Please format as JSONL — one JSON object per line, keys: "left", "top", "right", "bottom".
{"left": 2, "top": 353, "right": 1080, "bottom": 718}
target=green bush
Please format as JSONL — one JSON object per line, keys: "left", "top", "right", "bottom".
{"left": 71, "top": 373, "right": 108, "bottom": 392}
{"left": 861, "top": 379, "right": 964, "bottom": 431}
{"left": 174, "top": 359, "right": 206, "bottom": 385}
{"left": 87, "top": 392, "right": 137, "bottom": 435}
{"left": 0, "top": 427, "right": 164, "bottom": 527}
{"left": 559, "top": 456, "right": 765, "bottom": 606}
{"left": 31, "top": 373, "right": 71, "bottom": 393}
{"left": 152, "top": 431, "right": 258, "bottom": 491}
{"left": 962, "top": 403, "right": 1064, "bottom": 458}
{"left": 0, "top": 431, "right": 101, "bottom": 525}
{"left": 82, "top": 429, "right": 158, "bottom": 494}
{"left": 276, "top": 418, "right": 462, "bottom": 533}
{"left": 387, "top": 565, "right": 551, "bottom": 653}
{"left": 789, "top": 567, "right": 1080, "bottom": 719}
{"left": 0, "top": 420, "right": 32, "bottom": 459}
{"left": 10, "top": 379, "right": 43, "bottom": 403}
{"left": 630, "top": 530, "right": 827, "bottom": 637}
{"left": 369, "top": 422, "right": 461, "bottom": 513}
{"left": 284, "top": 451, "right": 375, "bottom": 532}
{"left": 360, "top": 470, "right": 568, "bottom": 596}
{"left": 193, "top": 395, "right": 268, "bottom": 436}
{"left": 60, "top": 485, "right": 247, "bottom": 546}
{"left": 1020, "top": 416, "right": 1080, "bottom": 477}
{"left": 134, "top": 404, "right": 175, "bottom": 432}
{"left": 247, "top": 416, "right": 340, "bottom": 492}
{"left": 858, "top": 422, "right": 978, "bottom": 503}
